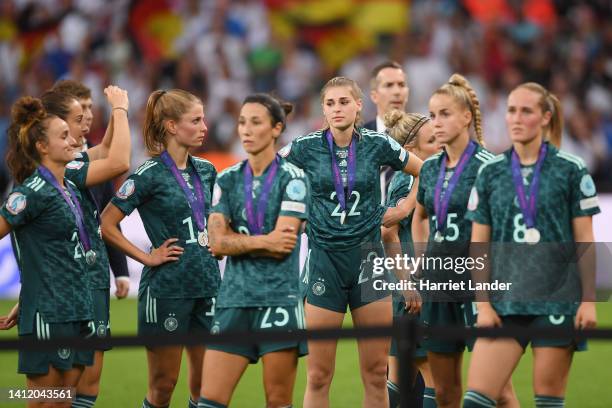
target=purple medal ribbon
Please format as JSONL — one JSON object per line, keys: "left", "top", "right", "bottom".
{"left": 325, "top": 129, "right": 356, "bottom": 218}
{"left": 434, "top": 140, "right": 477, "bottom": 233}
{"left": 510, "top": 142, "right": 548, "bottom": 229}
{"left": 38, "top": 166, "right": 93, "bottom": 254}
{"left": 243, "top": 155, "right": 279, "bottom": 235}
{"left": 160, "top": 151, "right": 206, "bottom": 232}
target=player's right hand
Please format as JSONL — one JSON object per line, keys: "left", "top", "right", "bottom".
{"left": 403, "top": 289, "right": 422, "bottom": 314}
{"left": 0, "top": 303, "right": 19, "bottom": 330}
{"left": 475, "top": 302, "right": 501, "bottom": 328}
{"left": 146, "top": 238, "right": 184, "bottom": 266}
{"left": 104, "top": 85, "right": 129, "bottom": 111}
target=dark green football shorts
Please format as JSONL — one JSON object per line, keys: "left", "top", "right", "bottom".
{"left": 207, "top": 305, "right": 308, "bottom": 363}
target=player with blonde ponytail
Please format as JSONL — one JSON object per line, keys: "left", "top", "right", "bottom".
{"left": 411, "top": 74, "right": 518, "bottom": 408}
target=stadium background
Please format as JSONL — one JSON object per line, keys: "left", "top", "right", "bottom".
{"left": 0, "top": 0, "right": 611, "bottom": 406}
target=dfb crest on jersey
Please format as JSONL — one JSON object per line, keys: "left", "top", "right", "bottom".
{"left": 312, "top": 281, "right": 326, "bottom": 296}
{"left": 6, "top": 192, "right": 26, "bottom": 215}
{"left": 96, "top": 323, "right": 107, "bottom": 337}
{"left": 211, "top": 323, "right": 220, "bottom": 335}
{"left": 164, "top": 316, "right": 178, "bottom": 332}
{"left": 57, "top": 348, "right": 72, "bottom": 360}
{"left": 116, "top": 179, "right": 135, "bottom": 199}
{"left": 286, "top": 179, "right": 306, "bottom": 201}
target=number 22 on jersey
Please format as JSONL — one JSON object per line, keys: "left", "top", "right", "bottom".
{"left": 330, "top": 191, "right": 361, "bottom": 221}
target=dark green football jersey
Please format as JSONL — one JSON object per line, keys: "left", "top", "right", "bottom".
{"left": 211, "top": 157, "right": 310, "bottom": 308}
{"left": 386, "top": 172, "right": 415, "bottom": 254}
{"left": 1, "top": 170, "right": 93, "bottom": 334}
{"left": 466, "top": 143, "right": 601, "bottom": 315}
{"left": 65, "top": 152, "right": 111, "bottom": 289}
{"left": 280, "top": 127, "right": 409, "bottom": 250}
{"left": 417, "top": 145, "right": 495, "bottom": 244}
{"left": 111, "top": 156, "right": 221, "bottom": 299}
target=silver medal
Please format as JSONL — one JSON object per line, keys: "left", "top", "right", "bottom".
{"left": 85, "top": 250, "right": 97, "bottom": 265}
{"left": 524, "top": 228, "right": 540, "bottom": 245}
{"left": 198, "top": 231, "right": 209, "bottom": 247}
{"left": 434, "top": 231, "right": 444, "bottom": 243}
{"left": 340, "top": 210, "right": 346, "bottom": 225}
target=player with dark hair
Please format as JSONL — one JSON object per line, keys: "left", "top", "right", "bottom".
{"left": 200, "top": 93, "right": 308, "bottom": 408}
{"left": 42, "top": 85, "right": 131, "bottom": 408}
{"left": 0, "top": 96, "right": 95, "bottom": 404}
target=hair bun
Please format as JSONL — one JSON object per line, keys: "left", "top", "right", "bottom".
{"left": 11, "top": 96, "right": 46, "bottom": 127}
{"left": 280, "top": 101, "right": 294, "bottom": 116}
{"left": 448, "top": 73, "right": 469, "bottom": 88}
{"left": 383, "top": 109, "right": 405, "bottom": 130}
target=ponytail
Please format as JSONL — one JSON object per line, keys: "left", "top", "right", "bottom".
{"left": 433, "top": 73, "right": 484, "bottom": 146}
{"left": 143, "top": 89, "right": 203, "bottom": 156}
{"left": 6, "top": 97, "right": 53, "bottom": 183}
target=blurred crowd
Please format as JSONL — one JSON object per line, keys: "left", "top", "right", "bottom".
{"left": 0, "top": 0, "right": 611, "bottom": 195}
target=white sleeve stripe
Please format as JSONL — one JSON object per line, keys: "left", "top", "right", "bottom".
{"left": 281, "top": 201, "right": 306, "bottom": 213}
{"left": 579, "top": 196, "right": 599, "bottom": 210}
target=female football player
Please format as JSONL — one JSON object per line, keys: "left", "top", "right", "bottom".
{"left": 200, "top": 93, "right": 308, "bottom": 408}
{"left": 411, "top": 74, "right": 517, "bottom": 408}
{"left": 42, "top": 85, "right": 131, "bottom": 408}
{"left": 280, "top": 76, "right": 423, "bottom": 408}
{"left": 383, "top": 110, "right": 440, "bottom": 407}
{"left": 463, "top": 82, "right": 599, "bottom": 408}
{"left": 0, "top": 96, "right": 95, "bottom": 407}
{"left": 101, "top": 89, "right": 220, "bottom": 408}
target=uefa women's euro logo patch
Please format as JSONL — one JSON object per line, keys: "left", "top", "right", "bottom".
{"left": 286, "top": 179, "right": 306, "bottom": 201}
{"left": 116, "top": 179, "right": 135, "bottom": 199}
{"left": 6, "top": 192, "right": 27, "bottom": 215}
{"left": 580, "top": 174, "right": 596, "bottom": 197}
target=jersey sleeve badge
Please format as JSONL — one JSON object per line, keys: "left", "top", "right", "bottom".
{"left": 579, "top": 174, "right": 596, "bottom": 197}
{"left": 116, "top": 179, "right": 136, "bottom": 199}
{"left": 467, "top": 187, "right": 479, "bottom": 211}
{"left": 66, "top": 160, "right": 85, "bottom": 170}
{"left": 286, "top": 179, "right": 306, "bottom": 201}
{"left": 212, "top": 183, "right": 222, "bottom": 206}
{"left": 6, "top": 192, "right": 27, "bottom": 215}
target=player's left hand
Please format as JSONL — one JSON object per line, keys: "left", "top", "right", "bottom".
{"left": 0, "top": 303, "right": 19, "bottom": 330}
{"left": 575, "top": 302, "right": 597, "bottom": 329}
{"left": 115, "top": 277, "right": 130, "bottom": 299}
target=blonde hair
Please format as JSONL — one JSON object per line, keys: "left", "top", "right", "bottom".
{"left": 384, "top": 110, "right": 430, "bottom": 147}
{"left": 143, "top": 89, "right": 203, "bottom": 155}
{"left": 320, "top": 76, "right": 363, "bottom": 128}
{"left": 432, "top": 73, "right": 484, "bottom": 145}
{"left": 513, "top": 82, "right": 563, "bottom": 148}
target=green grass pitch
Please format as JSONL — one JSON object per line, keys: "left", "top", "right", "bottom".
{"left": 1, "top": 299, "right": 611, "bottom": 407}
